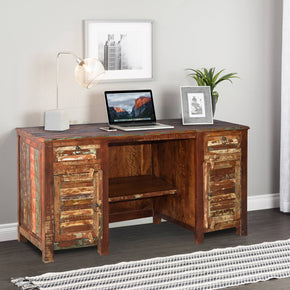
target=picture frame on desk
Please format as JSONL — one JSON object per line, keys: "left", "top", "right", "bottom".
{"left": 180, "top": 86, "right": 213, "bottom": 125}
{"left": 83, "top": 20, "right": 153, "bottom": 82}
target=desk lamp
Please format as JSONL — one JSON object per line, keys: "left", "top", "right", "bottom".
{"left": 44, "top": 51, "right": 105, "bottom": 131}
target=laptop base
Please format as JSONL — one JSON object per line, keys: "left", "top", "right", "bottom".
{"left": 110, "top": 123, "right": 174, "bottom": 131}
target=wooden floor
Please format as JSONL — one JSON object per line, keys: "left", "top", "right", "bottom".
{"left": 1, "top": 208, "right": 290, "bottom": 289}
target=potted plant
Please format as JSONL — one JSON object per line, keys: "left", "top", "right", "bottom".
{"left": 187, "top": 67, "right": 239, "bottom": 115}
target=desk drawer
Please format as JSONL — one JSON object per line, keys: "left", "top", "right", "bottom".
{"left": 205, "top": 133, "right": 240, "bottom": 154}
{"left": 54, "top": 144, "right": 100, "bottom": 162}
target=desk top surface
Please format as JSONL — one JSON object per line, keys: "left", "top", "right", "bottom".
{"left": 17, "top": 119, "right": 249, "bottom": 142}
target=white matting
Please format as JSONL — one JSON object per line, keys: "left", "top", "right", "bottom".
{"left": 12, "top": 239, "right": 290, "bottom": 290}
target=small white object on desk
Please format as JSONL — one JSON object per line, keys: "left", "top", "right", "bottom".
{"left": 45, "top": 109, "right": 69, "bottom": 131}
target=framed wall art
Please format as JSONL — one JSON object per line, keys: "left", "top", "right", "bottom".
{"left": 180, "top": 86, "right": 213, "bottom": 125}
{"left": 83, "top": 20, "right": 153, "bottom": 82}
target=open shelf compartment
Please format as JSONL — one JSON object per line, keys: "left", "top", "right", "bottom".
{"left": 108, "top": 175, "right": 177, "bottom": 203}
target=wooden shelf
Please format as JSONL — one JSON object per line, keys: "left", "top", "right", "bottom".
{"left": 108, "top": 175, "right": 177, "bottom": 203}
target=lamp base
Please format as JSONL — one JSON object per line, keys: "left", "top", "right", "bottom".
{"left": 44, "top": 109, "right": 69, "bottom": 131}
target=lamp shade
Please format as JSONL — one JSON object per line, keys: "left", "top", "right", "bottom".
{"left": 75, "top": 58, "right": 105, "bottom": 89}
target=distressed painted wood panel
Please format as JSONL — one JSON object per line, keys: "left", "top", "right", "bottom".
{"left": 16, "top": 120, "right": 248, "bottom": 142}
{"left": 204, "top": 132, "right": 242, "bottom": 233}
{"left": 54, "top": 168, "right": 103, "bottom": 249}
{"left": 54, "top": 144, "right": 100, "bottom": 162}
{"left": 205, "top": 133, "right": 241, "bottom": 154}
{"left": 34, "top": 149, "right": 41, "bottom": 236}
{"left": 53, "top": 162, "right": 99, "bottom": 176}
{"left": 19, "top": 138, "right": 42, "bottom": 238}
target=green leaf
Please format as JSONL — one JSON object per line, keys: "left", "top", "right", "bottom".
{"left": 215, "top": 73, "right": 239, "bottom": 86}
{"left": 208, "top": 67, "right": 215, "bottom": 82}
{"left": 192, "top": 76, "right": 204, "bottom": 86}
{"left": 212, "top": 69, "right": 225, "bottom": 83}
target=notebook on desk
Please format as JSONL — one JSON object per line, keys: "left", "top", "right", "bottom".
{"left": 104, "top": 90, "right": 174, "bottom": 131}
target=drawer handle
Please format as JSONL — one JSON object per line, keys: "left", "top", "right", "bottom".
{"left": 94, "top": 203, "right": 101, "bottom": 212}
{"left": 75, "top": 145, "right": 82, "bottom": 155}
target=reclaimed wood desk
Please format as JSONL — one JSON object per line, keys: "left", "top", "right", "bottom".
{"left": 17, "top": 119, "right": 249, "bottom": 263}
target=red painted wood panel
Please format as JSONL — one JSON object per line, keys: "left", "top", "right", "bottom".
{"left": 30, "top": 147, "right": 36, "bottom": 234}
{"left": 19, "top": 138, "right": 42, "bottom": 238}
{"left": 34, "top": 149, "right": 41, "bottom": 237}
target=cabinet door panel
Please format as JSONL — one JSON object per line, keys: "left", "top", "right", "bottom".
{"left": 204, "top": 159, "right": 241, "bottom": 232}
{"left": 54, "top": 169, "right": 103, "bottom": 247}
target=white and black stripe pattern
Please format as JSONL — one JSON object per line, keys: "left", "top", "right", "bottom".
{"left": 11, "top": 239, "right": 290, "bottom": 290}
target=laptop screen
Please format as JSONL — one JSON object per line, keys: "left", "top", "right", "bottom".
{"left": 105, "top": 90, "right": 156, "bottom": 124}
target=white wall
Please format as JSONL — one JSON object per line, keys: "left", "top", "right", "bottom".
{"left": 0, "top": 0, "right": 282, "bottom": 223}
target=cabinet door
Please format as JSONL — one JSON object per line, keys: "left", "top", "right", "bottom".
{"left": 54, "top": 165, "right": 103, "bottom": 249}
{"left": 204, "top": 159, "right": 241, "bottom": 232}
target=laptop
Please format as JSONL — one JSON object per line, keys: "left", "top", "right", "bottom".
{"left": 104, "top": 90, "right": 174, "bottom": 131}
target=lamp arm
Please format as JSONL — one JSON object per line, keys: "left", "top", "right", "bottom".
{"left": 56, "top": 51, "right": 83, "bottom": 109}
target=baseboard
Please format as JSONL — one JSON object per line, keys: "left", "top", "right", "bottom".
{"left": 0, "top": 194, "right": 280, "bottom": 242}
{"left": 247, "top": 193, "right": 280, "bottom": 211}
{"left": 0, "top": 222, "right": 17, "bottom": 242}
{"left": 109, "top": 218, "right": 153, "bottom": 229}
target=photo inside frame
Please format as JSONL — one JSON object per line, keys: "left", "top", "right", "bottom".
{"left": 187, "top": 93, "right": 206, "bottom": 118}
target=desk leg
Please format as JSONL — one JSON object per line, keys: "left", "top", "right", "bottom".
{"left": 42, "top": 238, "right": 54, "bottom": 263}
{"left": 18, "top": 231, "right": 28, "bottom": 243}
{"left": 42, "top": 196, "right": 54, "bottom": 263}
{"left": 194, "top": 230, "right": 204, "bottom": 244}
{"left": 153, "top": 201, "right": 162, "bottom": 224}
{"left": 98, "top": 143, "right": 109, "bottom": 256}
{"left": 236, "top": 218, "right": 247, "bottom": 236}
{"left": 42, "top": 143, "right": 54, "bottom": 263}
{"left": 239, "top": 130, "right": 248, "bottom": 237}
{"left": 98, "top": 240, "right": 109, "bottom": 256}
{"left": 195, "top": 133, "right": 205, "bottom": 245}
{"left": 153, "top": 216, "right": 162, "bottom": 224}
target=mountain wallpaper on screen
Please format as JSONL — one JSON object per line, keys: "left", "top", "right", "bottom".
{"left": 109, "top": 96, "right": 154, "bottom": 121}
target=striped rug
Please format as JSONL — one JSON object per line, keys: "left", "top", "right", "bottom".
{"left": 12, "top": 239, "right": 290, "bottom": 290}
